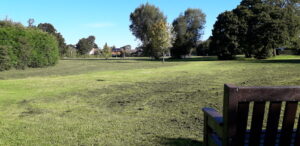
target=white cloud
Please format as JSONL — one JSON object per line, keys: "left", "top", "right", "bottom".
{"left": 86, "top": 22, "right": 116, "bottom": 28}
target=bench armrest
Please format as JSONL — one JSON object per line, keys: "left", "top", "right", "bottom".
{"left": 203, "top": 108, "right": 223, "bottom": 125}
{"left": 202, "top": 108, "right": 224, "bottom": 139}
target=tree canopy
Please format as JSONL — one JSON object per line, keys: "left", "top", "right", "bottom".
{"left": 37, "top": 23, "right": 67, "bottom": 57}
{"left": 210, "top": 0, "right": 300, "bottom": 59}
{"left": 210, "top": 11, "right": 240, "bottom": 60}
{"left": 171, "top": 8, "right": 206, "bottom": 58}
{"left": 147, "top": 20, "right": 173, "bottom": 60}
{"left": 130, "top": 3, "right": 167, "bottom": 58}
{"left": 76, "top": 36, "right": 97, "bottom": 55}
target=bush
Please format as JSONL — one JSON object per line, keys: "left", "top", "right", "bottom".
{"left": 0, "top": 45, "right": 11, "bottom": 71}
{"left": 0, "top": 21, "right": 59, "bottom": 71}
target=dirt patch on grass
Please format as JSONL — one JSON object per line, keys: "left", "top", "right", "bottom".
{"left": 19, "top": 107, "right": 45, "bottom": 117}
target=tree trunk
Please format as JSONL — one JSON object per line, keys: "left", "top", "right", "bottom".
{"left": 162, "top": 52, "right": 165, "bottom": 63}
{"left": 245, "top": 52, "right": 252, "bottom": 58}
{"left": 273, "top": 48, "right": 277, "bottom": 57}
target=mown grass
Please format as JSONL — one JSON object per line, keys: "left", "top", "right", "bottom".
{"left": 0, "top": 56, "right": 300, "bottom": 145}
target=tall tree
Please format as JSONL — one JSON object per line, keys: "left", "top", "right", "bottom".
{"left": 37, "top": 23, "right": 67, "bottom": 56}
{"left": 241, "top": 0, "right": 262, "bottom": 7}
{"left": 250, "top": 4, "right": 290, "bottom": 58}
{"left": 172, "top": 8, "right": 206, "bottom": 58}
{"left": 211, "top": 0, "right": 300, "bottom": 59}
{"left": 239, "top": 0, "right": 299, "bottom": 58}
{"left": 147, "top": 20, "right": 173, "bottom": 61}
{"left": 76, "top": 36, "right": 96, "bottom": 55}
{"left": 233, "top": 5, "right": 254, "bottom": 57}
{"left": 129, "top": 3, "right": 166, "bottom": 57}
{"left": 210, "top": 11, "right": 240, "bottom": 60}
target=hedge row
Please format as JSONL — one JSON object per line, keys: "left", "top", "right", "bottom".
{"left": 0, "top": 21, "right": 59, "bottom": 71}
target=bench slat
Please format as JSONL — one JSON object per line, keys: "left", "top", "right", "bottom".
{"left": 264, "top": 102, "right": 282, "bottom": 146}
{"left": 280, "top": 101, "right": 298, "bottom": 146}
{"left": 203, "top": 108, "right": 223, "bottom": 138}
{"left": 225, "top": 84, "right": 300, "bottom": 102}
{"left": 249, "top": 102, "right": 266, "bottom": 146}
{"left": 236, "top": 102, "right": 249, "bottom": 145}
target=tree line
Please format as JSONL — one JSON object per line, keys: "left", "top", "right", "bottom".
{"left": 130, "top": 1, "right": 300, "bottom": 60}
{"left": 129, "top": 3, "right": 206, "bottom": 60}
{"left": 208, "top": 0, "right": 300, "bottom": 59}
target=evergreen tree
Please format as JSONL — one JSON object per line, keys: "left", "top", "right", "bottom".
{"left": 102, "top": 43, "right": 112, "bottom": 59}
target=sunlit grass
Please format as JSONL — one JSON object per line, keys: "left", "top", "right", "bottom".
{"left": 0, "top": 55, "right": 300, "bottom": 145}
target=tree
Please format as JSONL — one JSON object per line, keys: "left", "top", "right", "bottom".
{"left": 262, "top": 0, "right": 300, "bottom": 11}
{"left": 0, "top": 46, "right": 11, "bottom": 71}
{"left": 210, "top": 11, "right": 240, "bottom": 60}
{"left": 130, "top": 3, "right": 166, "bottom": 57}
{"left": 102, "top": 43, "right": 112, "bottom": 59}
{"left": 147, "top": 20, "right": 173, "bottom": 61}
{"left": 37, "top": 23, "right": 56, "bottom": 34}
{"left": 37, "top": 23, "right": 68, "bottom": 57}
{"left": 250, "top": 4, "right": 290, "bottom": 58}
{"left": 76, "top": 36, "right": 96, "bottom": 55}
{"left": 240, "top": 0, "right": 262, "bottom": 7}
{"left": 27, "top": 18, "right": 35, "bottom": 27}
{"left": 65, "top": 45, "right": 77, "bottom": 57}
{"left": 120, "top": 45, "right": 132, "bottom": 58}
{"left": 211, "top": 0, "right": 300, "bottom": 59}
{"left": 172, "top": 8, "right": 206, "bottom": 58}
{"left": 233, "top": 5, "right": 254, "bottom": 58}
{"left": 197, "top": 39, "right": 211, "bottom": 56}
{"left": 242, "top": 0, "right": 300, "bottom": 57}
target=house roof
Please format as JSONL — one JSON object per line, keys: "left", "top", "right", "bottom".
{"left": 112, "top": 48, "right": 122, "bottom": 52}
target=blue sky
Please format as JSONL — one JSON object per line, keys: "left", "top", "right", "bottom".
{"left": 0, "top": 0, "right": 241, "bottom": 49}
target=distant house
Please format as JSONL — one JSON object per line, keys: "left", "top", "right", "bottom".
{"left": 89, "top": 48, "right": 101, "bottom": 55}
{"left": 112, "top": 48, "right": 122, "bottom": 57}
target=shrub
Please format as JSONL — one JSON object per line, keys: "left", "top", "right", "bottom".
{"left": 0, "top": 45, "right": 11, "bottom": 71}
{"left": 0, "top": 21, "right": 59, "bottom": 71}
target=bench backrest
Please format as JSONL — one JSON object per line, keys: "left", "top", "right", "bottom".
{"left": 223, "top": 84, "right": 300, "bottom": 146}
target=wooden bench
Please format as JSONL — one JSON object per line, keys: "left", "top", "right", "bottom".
{"left": 202, "top": 84, "right": 300, "bottom": 146}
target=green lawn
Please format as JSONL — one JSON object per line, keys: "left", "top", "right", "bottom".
{"left": 0, "top": 56, "right": 300, "bottom": 145}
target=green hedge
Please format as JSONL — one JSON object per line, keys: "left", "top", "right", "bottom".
{"left": 0, "top": 21, "right": 59, "bottom": 71}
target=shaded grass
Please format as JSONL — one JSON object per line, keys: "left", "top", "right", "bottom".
{"left": 0, "top": 55, "right": 300, "bottom": 145}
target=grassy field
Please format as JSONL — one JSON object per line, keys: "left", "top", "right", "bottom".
{"left": 1, "top": 56, "right": 300, "bottom": 145}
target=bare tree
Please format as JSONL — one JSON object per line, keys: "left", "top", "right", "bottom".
{"left": 27, "top": 18, "right": 35, "bottom": 27}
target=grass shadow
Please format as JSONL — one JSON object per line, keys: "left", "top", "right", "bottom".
{"left": 62, "top": 56, "right": 219, "bottom": 62}
{"left": 243, "top": 59, "right": 300, "bottom": 64}
{"left": 251, "top": 59, "right": 300, "bottom": 64}
{"left": 166, "top": 56, "right": 218, "bottom": 62}
{"left": 159, "top": 137, "right": 203, "bottom": 146}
